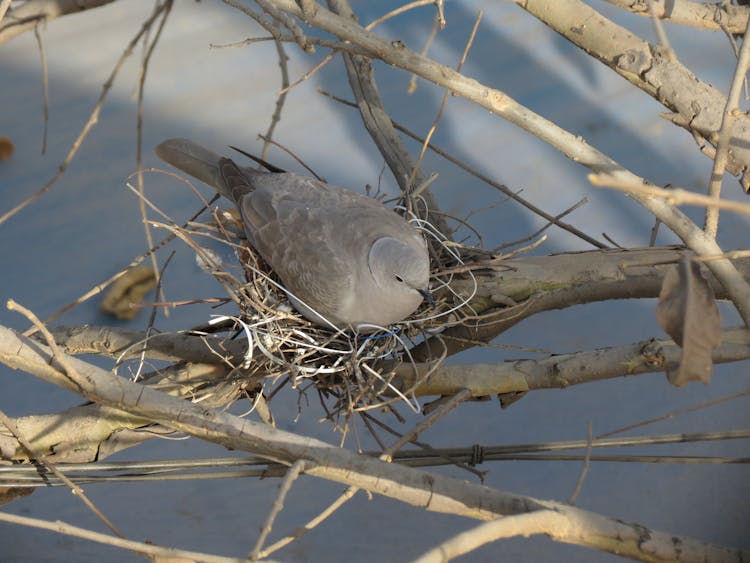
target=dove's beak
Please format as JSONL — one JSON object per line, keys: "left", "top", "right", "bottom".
{"left": 418, "top": 287, "right": 435, "bottom": 306}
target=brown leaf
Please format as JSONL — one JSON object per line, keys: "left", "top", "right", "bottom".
{"left": 100, "top": 265, "right": 157, "bottom": 320}
{"left": 0, "top": 486, "right": 33, "bottom": 507}
{"left": 0, "top": 136, "right": 14, "bottom": 160}
{"left": 655, "top": 257, "right": 721, "bottom": 386}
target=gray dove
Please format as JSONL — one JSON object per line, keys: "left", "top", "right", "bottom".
{"left": 155, "top": 138, "right": 431, "bottom": 330}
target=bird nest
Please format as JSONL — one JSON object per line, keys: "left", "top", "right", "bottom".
{"left": 140, "top": 200, "right": 475, "bottom": 427}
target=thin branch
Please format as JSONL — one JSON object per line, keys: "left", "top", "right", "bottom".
{"left": 407, "top": 12, "right": 440, "bottom": 94}
{"left": 590, "top": 173, "right": 750, "bottom": 217}
{"left": 32, "top": 22, "right": 49, "bottom": 155}
{"left": 408, "top": 8, "right": 482, "bottom": 190}
{"left": 256, "top": 486, "right": 359, "bottom": 559}
{"left": 648, "top": 0, "right": 675, "bottom": 60}
{"left": 135, "top": 0, "right": 173, "bottom": 302}
{"left": 0, "top": 512, "right": 247, "bottom": 563}
{"left": 0, "top": 1, "right": 169, "bottom": 226}
{"left": 705, "top": 12, "right": 750, "bottom": 237}
{"left": 327, "top": 0, "right": 449, "bottom": 237}
{"left": 261, "top": 39, "right": 290, "bottom": 161}
{"left": 250, "top": 459, "right": 307, "bottom": 559}
{"left": 210, "top": 32, "right": 367, "bottom": 55}
{"left": 278, "top": 50, "right": 335, "bottom": 94}
{"left": 597, "top": 388, "right": 750, "bottom": 439}
{"left": 382, "top": 388, "right": 472, "bottom": 461}
{"left": 567, "top": 422, "right": 592, "bottom": 505}
{"left": 318, "top": 89, "right": 608, "bottom": 249}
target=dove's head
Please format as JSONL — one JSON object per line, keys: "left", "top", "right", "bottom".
{"left": 369, "top": 236, "right": 432, "bottom": 316}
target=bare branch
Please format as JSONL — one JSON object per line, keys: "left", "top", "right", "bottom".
{"left": 41, "top": 325, "right": 248, "bottom": 364}
{"left": 517, "top": 0, "right": 750, "bottom": 186}
{"left": 605, "top": 0, "right": 750, "bottom": 34}
{"left": 327, "top": 0, "right": 449, "bottom": 236}
{"left": 392, "top": 327, "right": 750, "bottom": 397}
{"left": 0, "top": 0, "right": 115, "bottom": 44}
{"left": 411, "top": 247, "right": 749, "bottom": 360}
{"left": 705, "top": 13, "right": 750, "bottom": 237}
{"left": 590, "top": 173, "right": 750, "bottom": 217}
{"left": 249, "top": 459, "right": 307, "bottom": 559}
{"left": 0, "top": 511, "right": 247, "bottom": 563}
{"left": 0, "top": 1, "right": 170, "bottom": 226}
{"left": 413, "top": 504, "right": 747, "bottom": 563}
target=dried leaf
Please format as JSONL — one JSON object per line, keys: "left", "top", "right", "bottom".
{"left": 655, "top": 257, "right": 721, "bottom": 386}
{"left": 0, "top": 487, "right": 33, "bottom": 506}
{"left": 0, "top": 136, "right": 14, "bottom": 160}
{"left": 100, "top": 265, "right": 157, "bottom": 320}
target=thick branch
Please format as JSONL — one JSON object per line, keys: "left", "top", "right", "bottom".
{"left": 516, "top": 0, "right": 750, "bottom": 187}
{"left": 393, "top": 327, "right": 750, "bottom": 397}
{"left": 605, "top": 0, "right": 750, "bottom": 34}
{"left": 412, "top": 247, "right": 750, "bottom": 360}
{"left": 0, "top": 0, "right": 115, "bottom": 44}
{"left": 41, "top": 325, "right": 247, "bottom": 364}
{"left": 0, "top": 403, "right": 151, "bottom": 463}
{"left": 0, "top": 360, "right": 228, "bottom": 463}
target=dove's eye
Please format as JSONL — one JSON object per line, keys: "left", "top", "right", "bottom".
{"left": 394, "top": 274, "right": 405, "bottom": 283}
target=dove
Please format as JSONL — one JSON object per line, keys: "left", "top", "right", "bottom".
{"left": 155, "top": 138, "right": 431, "bottom": 330}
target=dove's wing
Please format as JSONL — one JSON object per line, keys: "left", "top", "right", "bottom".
{"left": 226, "top": 164, "right": 420, "bottom": 326}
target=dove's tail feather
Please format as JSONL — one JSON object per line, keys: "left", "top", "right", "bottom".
{"left": 155, "top": 138, "right": 234, "bottom": 200}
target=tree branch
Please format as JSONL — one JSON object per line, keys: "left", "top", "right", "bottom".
{"left": 516, "top": 0, "right": 750, "bottom": 188}
{"left": 392, "top": 327, "right": 750, "bottom": 397}
{"left": 0, "top": 0, "right": 115, "bottom": 45}
{"left": 605, "top": 0, "right": 750, "bottom": 34}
